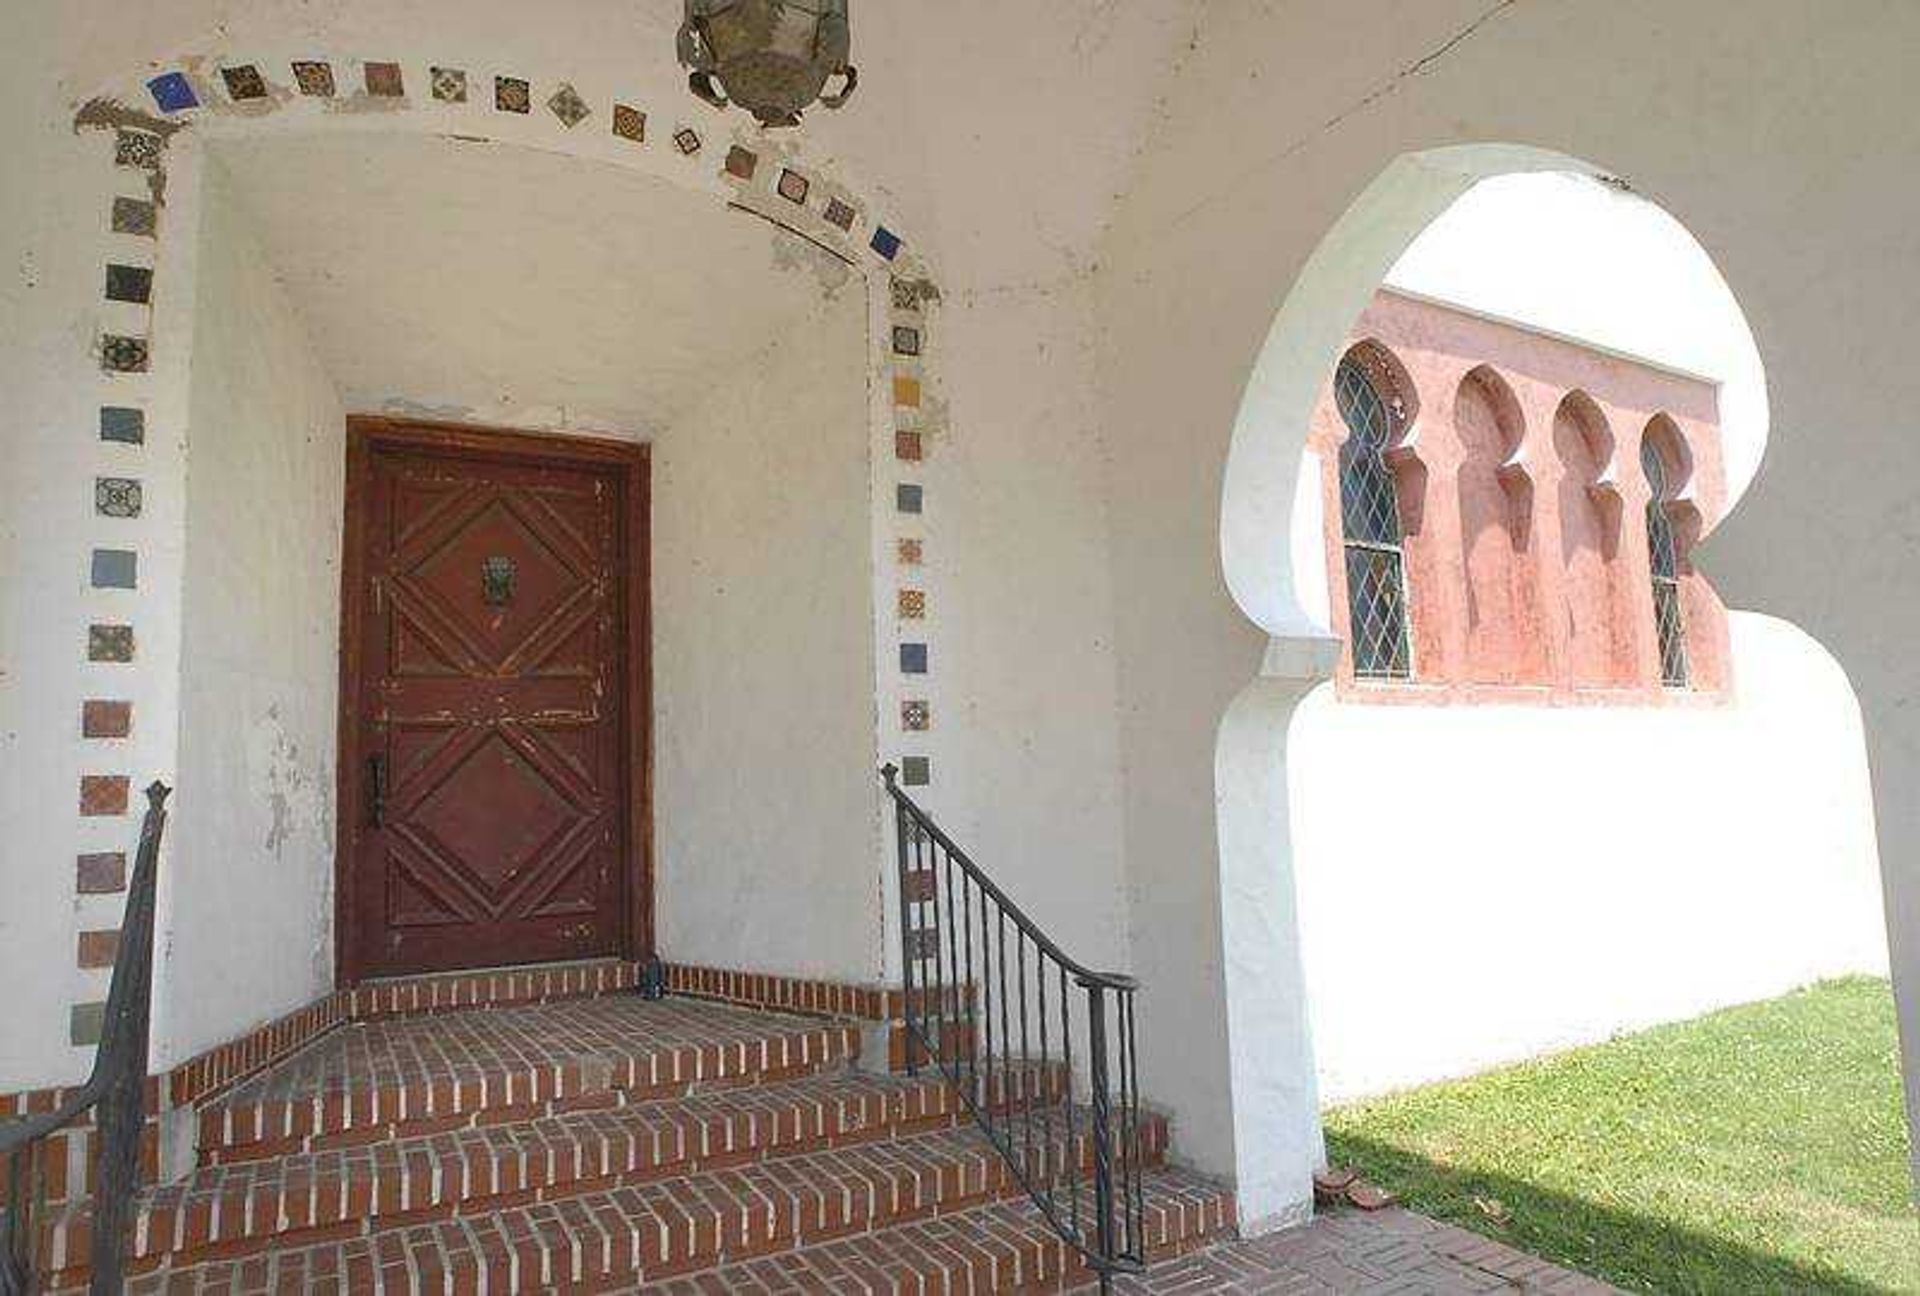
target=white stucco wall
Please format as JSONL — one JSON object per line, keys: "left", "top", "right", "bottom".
{"left": 165, "top": 153, "right": 345, "bottom": 1068}
{"left": 652, "top": 289, "right": 882, "bottom": 983}
{"left": 1292, "top": 613, "right": 1887, "bottom": 1103}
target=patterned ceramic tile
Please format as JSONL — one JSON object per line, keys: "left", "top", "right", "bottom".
{"left": 893, "top": 326, "right": 922, "bottom": 357}
{"left": 902, "top": 701, "right": 931, "bottom": 732}
{"left": 222, "top": 65, "right": 269, "bottom": 101}
{"left": 897, "top": 538, "right": 923, "bottom": 566}
{"left": 147, "top": 72, "right": 198, "bottom": 113}
{"left": 112, "top": 197, "right": 157, "bottom": 237}
{"left": 495, "top": 77, "right": 531, "bottom": 113}
{"left": 82, "top": 701, "right": 132, "bottom": 739}
{"left": 431, "top": 67, "right": 468, "bottom": 102}
{"left": 778, "top": 168, "right": 810, "bottom": 204}
{"left": 895, "top": 430, "right": 924, "bottom": 462}
{"left": 674, "top": 126, "right": 702, "bottom": 155}
{"left": 901, "top": 756, "right": 931, "bottom": 787}
{"left": 893, "top": 376, "right": 922, "bottom": 408}
{"left": 364, "top": 62, "right": 405, "bottom": 97}
{"left": 725, "top": 146, "right": 758, "bottom": 180}
{"left": 91, "top": 550, "right": 137, "bottom": 589}
{"left": 548, "top": 83, "right": 591, "bottom": 127}
{"left": 95, "top": 478, "right": 142, "bottom": 519}
{"left": 899, "top": 589, "right": 927, "bottom": 619}
{"left": 89, "top": 624, "right": 135, "bottom": 663}
{"left": 71, "top": 1003, "right": 106, "bottom": 1048}
{"left": 76, "top": 853, "right": 128, "bottom": 895}
{"left": 824, "top": 197, "right": 856, "bottom": 230}
{"left": 291, "top": 61, "right": 336, "bottom": 97}
{"left": 80, "top": 775, "right": 130, "bottom": 816}
{"left": 105, "top": 264, "right": 153, "bottom": 304}
{"left": 115, "top": 130, "right": 163, "bottom": 170}
{"left": 890, "top": 277, "right": 927, "bottom": 312}
{"left": 99, "top": 407, "right": 144, "bottom": 444}
{"left": 100, "top": 335, "right": 149, "bottom": 373}
{"left": 613, "top": 103, "right": 646, "bottom": 142}
{"left": 871, "top": 226, "right": 902, "bottom": 260}
{"left": 896, "top": 484, "right": 924, "bottom": 514}
{"left": 900, "top": 644, "right": 929, "bottom": 675}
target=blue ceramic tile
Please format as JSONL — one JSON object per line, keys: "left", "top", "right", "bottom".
{"left": 871, "top": 226, "right": 902, "bottom": 261}
{"left": 91, "top": 550, "right": 137, "bottom": 590}
{"left": 900, "top": 643, "right": 929, "bottom": 675}
{"left": 148, "top": 72, "right": 199, "bottom": 113}
{"left": 896, "top": 484, "right": 923, "bottom": 514}
{"left": 100, "top": 408, "right": 145, "bottom": 444}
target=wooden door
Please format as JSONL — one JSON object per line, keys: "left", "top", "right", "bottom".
{"left": 339, "top": 420, "right": 649, "bottom": 981}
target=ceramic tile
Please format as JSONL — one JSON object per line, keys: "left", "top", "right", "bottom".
{"left": 96, "top": 478, "right": 142, "bottom": 519}
{"left": 100, "top": 335, "right": 149, "bottom": 373}
{"left": 89, "top": 624, "right": 135, "bottom": 663}
{"left": 222, "top": 64, "right": 269, "bottom": 101}
{"left": 99, "top": 407, "right": 144, "bottom": 444}
{"left": 495, "top": 76, "right": 531, "bottom": 113}
{"left": 71, "top": 1003, "right": 106, "bottom": 1048}
{"left": 613, "top": 103, "right": 646, "bottom": 142}
{"left": 76, "top": 853, "right": 128, "bottom": 895}
{"left": 871, "top": 226, "right": 902, "bottom": 260}
{"left": 891, "top": 277, "right": 928, "bottom": 312}
{"left": 115, "top": 130, "right": 163, "bottom": 170}
{"left": 105, "top": 264, "right": 153, "bottom": 304}
{"left": 824, "top": 197, "right": 856, "bottom": 230}
{"left": 896, "top": 484, "right": 924, "bottom": 514}
{"left": 80, "top": 775, "right": 130, "bottom": 816}
{"left": 91, "top": 549, "right": 137, "bottom": 589}
{"left": 898, "top": 589, "right": 927, "bottom": 620}
{"left": 364, "top": 62, "right": 405, "bottom": 97}
{"left": 902, "top": 701, "right": 931, "bottom": 732}
{"left": 893, "top": 376, "right": 922, "bottom": 408}
{"left": 82, "top": 701, "right": 132, "bottom": 739}
{"left": 726, "top": 145, "right": 758, "bottom": 180}
{"left": 431, "top": 66, "right": 468, "bottom": 102}
{"left": 778, "top": 168, "right": 810, "bottom": 204}
{"left": 893, "top": 326, "right": 922, "bottom": 357}
{"left": 901, "top": 756, "right": 931, "bottom": 787}
{"left": 112, "top": 197, "right": 157, "bottom": 237}
{"left": 900, "top": 644, "right": 929, "bottom": 675}
{"left": 292, "top": 60, "right": 336, "bottom": 97}
{"left": 147, "top": 72, "right": 198, "bottom": 113}
{"left": 895, "top": 430, "right": 923, "bottom": 462}
{"left": 674, "top": 126, "right": 702, "bottom": 155}
{"left": 897, "top": 538, "right": 923, "bottom": 566}
{"left": 548, "top": 82, "right": 591, "bottom": 127}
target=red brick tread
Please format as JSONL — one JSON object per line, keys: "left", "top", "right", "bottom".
{"left": 104, "top": 1168, "right": 1229, "bottom": 1294}
{"left": 198, "top": 999, "right": 861, "bottom": 1162}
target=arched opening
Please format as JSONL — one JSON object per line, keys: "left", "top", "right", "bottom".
{"left": 1452, "top": 364, "right": 1538, "bottom": 684}
{"left": 1552, "top": 391, "right": 1632, "bottom": 687}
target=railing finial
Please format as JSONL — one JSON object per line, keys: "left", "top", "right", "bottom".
{"left": 880, "top": 762, "right": 899, "bottom": 789}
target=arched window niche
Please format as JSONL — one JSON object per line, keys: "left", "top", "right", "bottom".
{"left": 1453, "top": 365, "right": 1541, "bottom": 684}
{"left": 1552, "top": 391, "right": 1634, "bottom": 688}
{"left": 1326, "top": 341, "right": 1423, "bottom": 681}
{"left": 1640, "top": 415, "right": 1701, "bottom": 689}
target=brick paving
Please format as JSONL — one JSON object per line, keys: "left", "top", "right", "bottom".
{"left": 1114, "top": 1206, "right": 1620, "bottom": 1294}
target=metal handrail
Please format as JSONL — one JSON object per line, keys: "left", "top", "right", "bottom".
{"left": 881, "top": 766, "right": 1146, "bottom": 1293}
{"left": 1, "top": 783, "right": 170, "bottom": 1296}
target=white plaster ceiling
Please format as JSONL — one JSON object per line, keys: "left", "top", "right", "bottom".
{"left": 208, "top": 130, "right": 855, "bottom": 435}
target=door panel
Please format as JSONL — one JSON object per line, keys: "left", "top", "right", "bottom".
{"left": 347, "top": 438, "right": 629, "bottom": 978}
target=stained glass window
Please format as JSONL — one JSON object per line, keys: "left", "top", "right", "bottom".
{"left": 1642, "top": 437, "right": 1690, "bottom": 687}
{"left": 1335, "top": 355, "right": 1413, "bottom": 679}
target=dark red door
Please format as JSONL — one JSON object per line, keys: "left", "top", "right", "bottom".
{"left": 345, "top": 434, "right": 629, "bottom": 978}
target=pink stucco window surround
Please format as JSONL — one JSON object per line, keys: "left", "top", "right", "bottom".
{"left": 1308, "top": 289, "right": 1731, "bottom": 706}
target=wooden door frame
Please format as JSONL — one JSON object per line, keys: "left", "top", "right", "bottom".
{"left": 335, "top": 416, "right": 654, "bottom": 987}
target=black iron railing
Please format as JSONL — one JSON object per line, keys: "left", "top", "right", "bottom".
{"left": 881, "top": 766, "right": 1146, "bottom": 1292}
{"left": 1, "top": 783, "right": 170, "bottom": 1296}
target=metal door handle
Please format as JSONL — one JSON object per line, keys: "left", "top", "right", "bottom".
{"left": 369, "top": 754, "right": 388, "bottom": 828}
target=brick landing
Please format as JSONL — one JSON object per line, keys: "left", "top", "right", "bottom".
{"left": 1115, "top": 1206, "right": 1620, "bottom": 1295}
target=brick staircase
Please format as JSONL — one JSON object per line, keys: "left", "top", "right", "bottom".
{"left": 38, "top": 990, "right": 1233, "bottom": 1292}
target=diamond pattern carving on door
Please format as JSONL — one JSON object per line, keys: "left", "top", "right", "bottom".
{"left": 351, "top": 443, "right": 627, "bottom": 978}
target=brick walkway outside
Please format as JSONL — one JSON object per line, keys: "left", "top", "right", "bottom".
{"left": 1119, "top": 1206, "right": 1620, "bottom": 1294}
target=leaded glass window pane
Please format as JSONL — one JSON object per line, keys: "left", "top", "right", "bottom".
{"left": 1642, "top": 437, "right": 1689, "bottom": 687}
{"left": 1335, "top": 355, "right": 1412, "bottom": 680}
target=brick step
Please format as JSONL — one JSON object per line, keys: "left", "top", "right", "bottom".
{"left": 196, "top": 998, "right": 862, "bottom": 1164}
{"left": 649, "top": 1168, "right": 1235, "bottom": 1295}
{"left": 80, "top": 1119, "right": 1189, "bottom": 1292}
{"left": 47, "top": 1068, "right": 1116, "bottom": 1277}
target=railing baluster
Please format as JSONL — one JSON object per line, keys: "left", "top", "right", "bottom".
{"left": 879, "top": 767, "right": 1142, "bottom": 1289}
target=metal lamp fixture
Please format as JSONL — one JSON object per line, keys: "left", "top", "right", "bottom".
{"left": 679, "top": 0, "right": 857, "bottom": 128}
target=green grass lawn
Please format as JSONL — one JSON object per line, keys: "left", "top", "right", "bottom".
{"left": 1324, "top": 978, "right": 1919, "bottom": 1293}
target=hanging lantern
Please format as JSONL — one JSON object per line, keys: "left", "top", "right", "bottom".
{"left": 679, "top": 0, "right": 857, "bottom": 128}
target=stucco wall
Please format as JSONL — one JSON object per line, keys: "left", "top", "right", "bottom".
{"left": 165, "top": 154, "right": 345, "bottom": 1068}
{"left": 652, "top": 289, "right": 882, "bottom": 984}
{"left": 1293, "top": 612, "right": 1886, "bottom": 1103}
